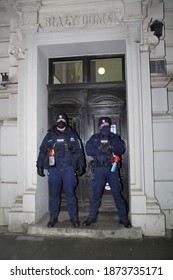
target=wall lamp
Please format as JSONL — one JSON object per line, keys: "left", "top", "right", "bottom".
{"left": 1, "top": 73, "right": 9, "bottom": 83}
{"left": 0, "top": 73, "right": 9, "bottom": 88}
{"left": 150, "top": 20, "right": 163, "bottom": 39}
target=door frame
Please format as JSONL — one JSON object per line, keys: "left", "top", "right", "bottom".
{"left": 47, "top": 82, "right": 129, "bottom": 212}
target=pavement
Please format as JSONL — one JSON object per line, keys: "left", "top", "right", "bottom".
{"left": 0, "top": 211, "right": 173, "bottom": 260}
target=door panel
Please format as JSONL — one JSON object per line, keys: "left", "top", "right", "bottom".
{"left": 47, "top": 85, "right": 128, "bottom": 212}
{"left": 86, "top": 89, "right": 128, "bottom": 211}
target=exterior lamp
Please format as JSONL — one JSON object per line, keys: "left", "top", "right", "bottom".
{"left": 0, "top": 73, "right": 9, "bottom": 89}
{"left": 98, "top": 67, "right": 105, "bottom": 75}
{"left": 150, "top": 20, "right": 163, "bottom": 39}
{"left": 1, "top": 73, "right": 9, "bottom": 83}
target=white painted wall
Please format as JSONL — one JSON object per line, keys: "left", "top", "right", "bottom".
{"left": 0, "top": 0, "right": 172, "bottom": 235}
{"left": 152, "top": 88, "right": 173, "bottom": 229}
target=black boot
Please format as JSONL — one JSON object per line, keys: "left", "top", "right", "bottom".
{"left": 71, "top": 218, "right": 80, "bottom": 227}
{"left": 119, "top": 219, "right": 132, "bottom": 228}
{"left": 47, "top": 218, "right": 58, "bottom": 228}
{"left": 83, "top": 218, "right": 96, "bottom": 226}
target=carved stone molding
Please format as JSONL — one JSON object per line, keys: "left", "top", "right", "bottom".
{"left": 140, "top": 31, "right": 159, "bottom": 52}
{"left": 8, "top": 43, "right": 25, "bottom": 59}
{"left": 140, "top": 0, "right": 164, "bottom": 52}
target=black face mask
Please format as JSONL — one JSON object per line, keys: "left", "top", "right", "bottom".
{"left": 56, "top": 121, "right": 67, "bottom": 129}
{"left": 100, "top": 125, "right": 110, "bottom": 136}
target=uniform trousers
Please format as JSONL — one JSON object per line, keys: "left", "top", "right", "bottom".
{"left": 48, "top": 165, "right": 78, "bottom": 220}
{"left": 88, "top": 167, "right": 128, "bottom": 221}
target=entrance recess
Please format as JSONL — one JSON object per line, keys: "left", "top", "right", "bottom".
{"left": 47, "top": 83, "right": 128, "bottom": 213}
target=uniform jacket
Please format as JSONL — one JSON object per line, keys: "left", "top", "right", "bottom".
{"left": 37, "top": 126, "right": 86, "bottom": 171}
{"left": 85, "top": 132, "right": 126, "bottom": 164}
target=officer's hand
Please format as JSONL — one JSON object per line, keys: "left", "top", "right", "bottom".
{"left": 37, "top": 167, "right": 45, "bottom": 177}
{"left": 77, "top": 167, "right": 85, "bottom": 177}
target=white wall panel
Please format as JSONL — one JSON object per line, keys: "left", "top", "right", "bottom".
{"left": 0, "top": 42, "right": 9, "bottom": 57}
{"left": 0, "top": 57, "right": 9, "bottom": 72}
{"left": 153, "top": 121, "right": 173, "bottom": 150}
{"left": 0, "top": 155, "right": 17, "bottom": 182}
{"left": 168, "top": 91, "right": 173, "bottom": 115}
{"left": 9, "top": 94, "right": 17, "bottom": 118}
{"left": 1, "top": 126, "right": 17, "bottom": 155}
{"left": 0, "top": 99, "right": 8, "bottom": 119}
{"left": 165, "top": 0, "right": 173, "bottom": 9}
{"left": 0, "top": 26, "right": 10, "bottom": 42}
{"left": 0, "top": 183, "right": 18, "bottom": 207}
{"left": 155, "top": 182, "right": 173, "bottom": 209}
{"left": 166, "top": 46, "right": 173, "bottom": 62}
{"left": 0, "top": 9, "right": 10, "bottom": 25}
{"left": 154, "top": 151, "right": 173, "bottom": 181}
{"left": 152, "top": 88, "right": 168, "bottom": 115}
{"left": 165, "top": 11, "right": 173, "bottom": 27}
{"left": 167, "top": 64, "right": 173, "bottom": 75}
{"left": 165, "top": 29, "right": 173, "bottom": 45}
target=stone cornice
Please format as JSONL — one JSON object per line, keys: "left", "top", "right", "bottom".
{"left": 3, "top": 0, "right": 164, "bottom": 57}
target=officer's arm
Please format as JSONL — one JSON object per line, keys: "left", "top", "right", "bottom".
{"left": 111, "top": 134, "right": 126, "bottom": 155}
{"left": 36, "top": 134, "right": 49, "bottom": 167}
{"left": 73, "top": 132, "right": 86, "bottom": 169}
{"left": 85, "top": 135, "right": 101, "bottom": 157}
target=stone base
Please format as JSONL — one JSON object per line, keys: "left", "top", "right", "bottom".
{"left": 132, "top": 213, "right": 165, "bottom": 236}
{"left": 163, "top": 209, "right": 173, "bottom": 229}
{"left": 8, "top": 211, "right": 35, "bottom": 232}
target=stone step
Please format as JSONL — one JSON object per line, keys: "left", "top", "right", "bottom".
{"left": 27, "top": 212, "right": 143, "bottom": 240}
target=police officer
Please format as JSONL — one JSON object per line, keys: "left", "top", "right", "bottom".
{"left": 37, "top": 113, "right": 86, "bottom": 228}
{"left": 83, "top": 117, "right": 132, "bottom": 228}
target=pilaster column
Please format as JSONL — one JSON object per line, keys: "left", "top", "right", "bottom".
{"left": 7, "top": 1, "right": 42, "bottom": 231}
{"left": 140, "top": 47, "right": 161, "bottom": 212}
{"left": 125, "top": 18, "right": 165, "bottom": 234}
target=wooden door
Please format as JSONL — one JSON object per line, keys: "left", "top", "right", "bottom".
{"left": 47, "top": 84, "right": 128, "bottom": 212}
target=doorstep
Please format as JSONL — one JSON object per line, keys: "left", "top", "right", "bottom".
{"left": 27, "top": 211, "right": 143, "bottom": 240}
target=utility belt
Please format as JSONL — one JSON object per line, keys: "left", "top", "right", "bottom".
{"left": 88, "top": 160, "right": 111, "bottom": 171}
{"left": 95, "top": 161, "right": 112, "bottom": 168}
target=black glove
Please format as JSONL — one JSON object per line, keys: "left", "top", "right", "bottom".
{"left": 76, "top": 167, "right": 85, "bottom": 177}
{"left": 37, "top": 166, "right": 45, "bottom": 177}
{"left": 100, "top": 144, "right": 112, "bottom": 155}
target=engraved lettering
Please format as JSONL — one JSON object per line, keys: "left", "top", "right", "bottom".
{"left": 65, "top": 15, "right": 78, "bottom": 26}
{"left": 46, "top": 17, "right": 52, "bottom": 27}
{"left": 82, "top": 14, "right": 88, "bottom": 25}
{"left": 89, "top": 14, "right": 95, "bottom": 25}
{"left": 55, "top": 17, "right": 64, "bottom": 27}
{"left": 71, "top": 15, "right": 78, "bottom": 26}
{"left": 95, "top": 13, "right": 105, "bottom": 24}
{"left": 42, "top": 10, "right": 123, "bottom": 30}
{"left": 106, "top": 12, "right": 115, "bottom": 23}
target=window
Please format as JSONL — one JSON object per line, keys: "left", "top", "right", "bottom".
{"left": 90, "top": 57, "right": 124, "bottom": 82}
{"left": 49, "top": 56, "right": 125, "bottom": 84}
{"left": 51, "top": 60, "right": 83, "bottom": 84}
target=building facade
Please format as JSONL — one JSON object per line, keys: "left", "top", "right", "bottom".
{"left": 0, "top": 0, "right": 173, "bottom": 236}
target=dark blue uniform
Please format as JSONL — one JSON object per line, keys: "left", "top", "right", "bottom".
{"left": 84, "top": 118, "right": 131, "bottom": 228}
{"left": 37, "top": 126, "right": 85, "bottom": 224}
